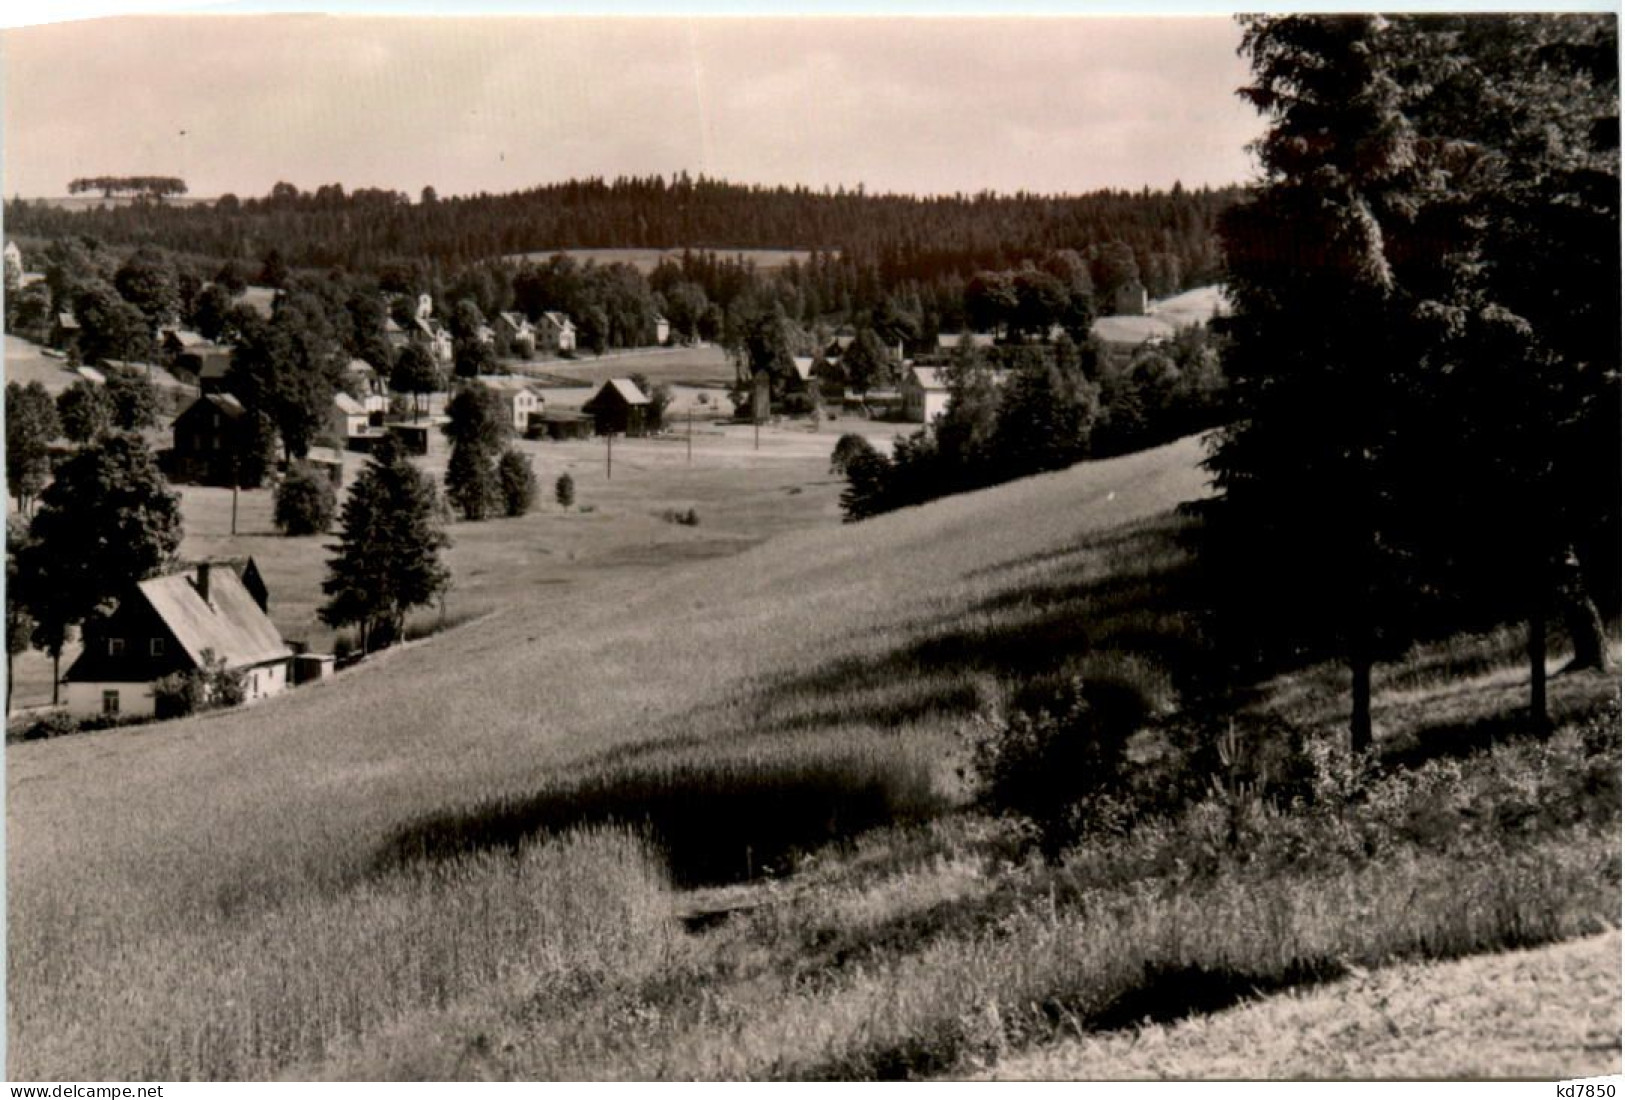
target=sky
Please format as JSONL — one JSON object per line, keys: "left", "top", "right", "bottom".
{"left": 1, "top": 15, "right": 1263, "bottom": 201}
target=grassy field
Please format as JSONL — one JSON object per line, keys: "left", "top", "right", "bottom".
{"left": 8, "top": 406, "right": 901, "bottom": 710}
{"left": 523, "top": 343, "right": 738, "bottom": 389}
{"left": 7, "top": 433, "right": 1619, "bottom": 1080}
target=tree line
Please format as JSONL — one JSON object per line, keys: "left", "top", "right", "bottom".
{"left": 6, "top": 174, "right": 1236, "bottom": 332}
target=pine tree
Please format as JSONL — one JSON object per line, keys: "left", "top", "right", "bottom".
{"left": 442, "top": 383, "right": 508, "bottom": 521}
{"left": 320, "top": 435, "right": 450, "bottom": 653}
{"left": 1207, "top": 14, "right": 1437, "bottom": 753}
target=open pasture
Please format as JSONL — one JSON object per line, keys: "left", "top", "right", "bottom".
{"left": 7, "top": 409, "right": 903, "bottom": 709}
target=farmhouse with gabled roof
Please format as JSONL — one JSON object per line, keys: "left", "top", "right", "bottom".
{"left": 62, "top": 562, "right": 293, "bottom": 721}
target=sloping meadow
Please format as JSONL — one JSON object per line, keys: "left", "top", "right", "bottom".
{"left": 9, "top": 438, "right": 1211, "bottom": 1079}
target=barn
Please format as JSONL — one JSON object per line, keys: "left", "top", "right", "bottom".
{"left": 61, "top": 562, "right": 293, "bottom": 721}
{"left": 582, "top": 377, "right": 651, "bottom": 437}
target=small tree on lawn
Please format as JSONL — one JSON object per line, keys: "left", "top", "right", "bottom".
{"left": 320, "top": 434, "right": 450, "bottom": 654}
{"left": 555, "top": 472, "right": 575, "bottom": 512}
{"left": 6, "top": 381, "right": 60, "bottom": 516}
{"left": 274, "top": 463, "right": 337, "bottom": 535}
{"left": 497, "top": 448, "right": 537, "bottom": 517}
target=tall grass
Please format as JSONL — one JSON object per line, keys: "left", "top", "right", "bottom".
{"left": 9, "top": 828, "right": 673, "bottom": 1080}
{"left": 379, "top": 738, "right": 947, "bottom": 887}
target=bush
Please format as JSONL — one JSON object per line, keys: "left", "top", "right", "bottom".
{"left": 13, "top": 710, "right": 80, "bottom": 742}
{"left": 829, "top": 432, "right": 877, "bottom": 476}
{"left": 554, "top": 472, "right": 575, "bottom": 512}
{"left": 153, "top": 651, "right": 247, "bottom": 718}
{"left": 274, "top": 463, "right": 338, "bottom": 535}
{"left": 661, "top": 507, "right": 699, "bottom": 526}
{"left": 961, "top": 659, "right": 1169, "bottom": 860}
{"left": 496, "top": 448, "right": 537, "bottom": 517}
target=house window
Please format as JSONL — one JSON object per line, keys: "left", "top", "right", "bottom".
{"left": 108, "top": 638, "right": 125, "bottom": 657}
{"left": 102, "top": 690, "right": 120, "bottom": 715}
{"left": 150, "top": 638, "right": 165, "bottom": 657}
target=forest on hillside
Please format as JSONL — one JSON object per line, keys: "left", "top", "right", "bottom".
{"left": 5, "top": 175, "right": 1237, "bottom": 314}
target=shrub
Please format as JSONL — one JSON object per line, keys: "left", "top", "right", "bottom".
{"left": 962, "top": 659, "right": 1169, "bottom": 860}
{"left": 274, "top": 463, "right": 337, "bottom": 535}
{"left": 153, "top": 650, "right": 246, "bottom": 718}
{"left": 555, "top": 472, "right": 575, "bottom": 512}
{"left": 661, "top": 507, "right": 700, "bottom": 526}
{"left": 830, "top": 432, "right": 877, "bottom": 475}
{"left": 13, "top": 710, "right": 79, "bottom": 742}
{"left": 496, "top": 448, "right": 537, "bottom": 517}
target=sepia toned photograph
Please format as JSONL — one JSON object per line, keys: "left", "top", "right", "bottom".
{"left": 1, "top": 5, "right": 1619, "bottom": 1084}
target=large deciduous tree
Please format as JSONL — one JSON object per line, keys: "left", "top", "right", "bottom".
{"left": 21, "top": 433, "right": 183, "bottom": 702}
{"left": 6, "top": 381, "right": 60, "bottom": 515}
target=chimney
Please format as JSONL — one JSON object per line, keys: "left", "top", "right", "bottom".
{"left": 195, "top": 562, "right": 211, "bottom": 605}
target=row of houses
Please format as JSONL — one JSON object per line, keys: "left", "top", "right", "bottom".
{"left": 64, "top": 375, "right": 657, "bottom": 720}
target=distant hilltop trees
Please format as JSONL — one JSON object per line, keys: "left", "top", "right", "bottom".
{"left": 67, "top": 176, "right": 188, "bottom": 202}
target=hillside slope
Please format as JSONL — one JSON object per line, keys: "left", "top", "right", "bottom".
{"left": 8, "top": 435, "right": 1211, "bottom": 1076}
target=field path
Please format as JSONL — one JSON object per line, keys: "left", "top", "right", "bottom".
{"left": 980, "top": 929, "right": 1621, "bottom": 1081}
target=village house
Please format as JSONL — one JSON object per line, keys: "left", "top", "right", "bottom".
{"left": 52, "top": 311, "right": 81, "bottom": 354}
{"left": 935, "top": 331, "right": 998, "bottom": 352}
{"left": 170, "top": 341, "right": 232, "bottom": 389}
{"left": 496, "top": 311, "right": 537, "bottom": 355}
{"left": 902, "top": 366, "right": 952, "bottom": 423}
{"left": 3, "top": 240, "right": 22, "bottom": 279}
{"left": 234, "top": 286, "right": 278, "bottom": 320}
{"left": 61, "top": 562, "right": 292, "bottom": 721}
{"left": 161, "top": 327, "right": 209, "bottom": 357}
{"left": 334, "top": 391, "right": 370, "bottom": 438}
{"left": 537, "top": 311, "right": 577, "bottom": 353}
{"left": 170, "top": 393, "right": 265, "bottom": 486}
{"left": 194, "top": 350, "right": 235, "bottom": 394}
{"left": 581, "top": 377, "right": 651, "bottom": 437}
{"left": 653, "top": 313, "right": 671, "bottom": 345}
{"left": 475, "top": 375, "right": 545, "bottom": 433}
{"left": 1114, "top": 279, "right": 1149, "bottom": 316}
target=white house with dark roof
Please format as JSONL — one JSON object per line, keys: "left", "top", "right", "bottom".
{"left": 334, "top": 391, "right": 369, "bottom": 437}
{"left": 902, "top": 366, "right": 952, "bottom": 423}
{"left": 62, "top": 562, "right": 292, "bottom": 720}
{"left": 538, "top": 312, "right": 576, "bottom": 352}
{"left": 475, "top": 375, "right": 545, "bottom": 433}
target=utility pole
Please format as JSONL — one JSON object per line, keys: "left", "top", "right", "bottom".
{"left": 230, "top": 451, "right": 240, "bottom": 536}
{"left": 606, "top": 431, "right": 613, "bottom": 480}
{"left": 687, "top": 405, "right": 693, "bottom": 465}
